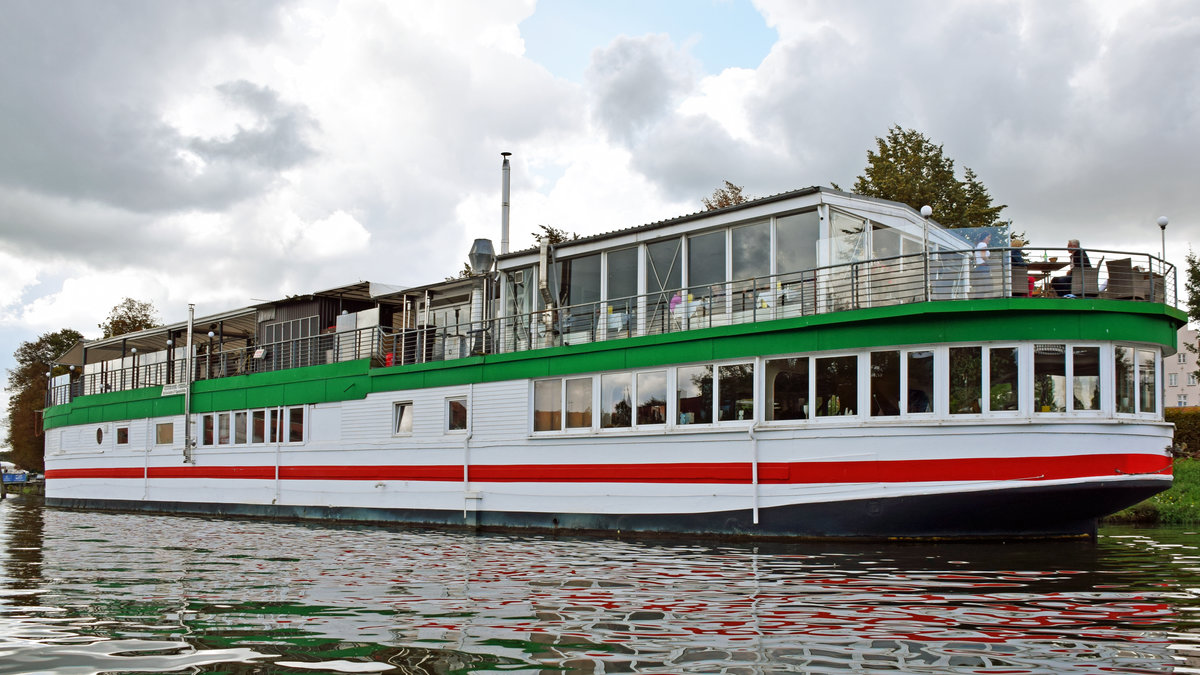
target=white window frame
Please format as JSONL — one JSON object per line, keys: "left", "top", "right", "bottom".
{"left": 155, "top": 421, "right": 174, "bottom": 446}
{"left": 116, "top": 425, "right": 130, "bottom": 445}
{"left": 393, "top": 401, "right": 414, "bottom": 436}
{"left": 446, "top": 397, "right": 468, "bottom": 433}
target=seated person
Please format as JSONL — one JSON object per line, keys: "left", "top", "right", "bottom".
{"left": 1051, "top": 239, "right": 1091, "bottom": 296}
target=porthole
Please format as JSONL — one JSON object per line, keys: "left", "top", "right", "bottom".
{"left": 96, "top": 428, "right": 104, "bottom": 444}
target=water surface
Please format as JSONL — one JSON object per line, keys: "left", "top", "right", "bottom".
{"left": 2, "top": 494, "right": 1199, "bottom": 673}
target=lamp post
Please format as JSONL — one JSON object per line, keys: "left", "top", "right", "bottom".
{"left": 920, "top": 205, "right": 932, "bottom": 301}
{"left": 1158, "top": 216, "right": 1168, "bottom": 264}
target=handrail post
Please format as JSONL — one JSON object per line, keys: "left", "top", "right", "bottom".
{"left": 923, "top": 249, "right": 930, "bottom": 302}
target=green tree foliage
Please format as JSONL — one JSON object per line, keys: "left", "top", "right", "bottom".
{"left": 99, "top": 297, "right": 160, "bottom": 338}
{"left": 5, "top": 328, "right": 83, "bottom": 472}
{"left": 851, "top": 126, "right": 1007, "bottom": 229}
{"left": 531, "top": 224, "right": 577, "bottom": 245}
{"left": 702, "top": 181, "right": 750, "bottom": 211}
{"left": 1185, "top": 249, "right": 1200, "bottom": 325}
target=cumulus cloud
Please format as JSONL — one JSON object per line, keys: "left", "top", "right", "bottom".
{"left": 586, "top": 34, "right": 699, "bottom": 145}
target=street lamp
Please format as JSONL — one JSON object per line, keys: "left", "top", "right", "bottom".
{"left": 1158, "top": 215, "right": 1168, "bottom": 263}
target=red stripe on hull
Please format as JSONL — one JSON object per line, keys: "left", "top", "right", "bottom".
{"left": 45, "top": 453, "right": 1171, "bottom": 484}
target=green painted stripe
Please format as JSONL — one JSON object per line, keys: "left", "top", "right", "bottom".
{"left": 43, "top": 299, "right": 1185, "bottom": 429}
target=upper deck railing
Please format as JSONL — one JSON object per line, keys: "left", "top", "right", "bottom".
{"left": 47, "top": 247, "right": 1176, "bottom": 405}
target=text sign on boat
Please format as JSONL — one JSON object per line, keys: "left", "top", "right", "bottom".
{"left": 161, "top": 383, "right": 189, "bottom": 397}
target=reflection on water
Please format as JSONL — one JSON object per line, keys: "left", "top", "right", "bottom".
{"left": 2, "top": 495, "right": 1199, "bottom": 674}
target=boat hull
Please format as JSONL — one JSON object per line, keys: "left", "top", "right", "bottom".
{"left": 46, "top": 476, "right": 1166, "bottom": 540}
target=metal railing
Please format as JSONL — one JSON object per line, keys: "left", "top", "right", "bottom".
{"left": 49, "top": 247, "right": 1176, "bottom": 405}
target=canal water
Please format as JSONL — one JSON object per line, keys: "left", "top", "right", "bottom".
{"left": 2, "top": 495, "right": 1199, "bottom": 674}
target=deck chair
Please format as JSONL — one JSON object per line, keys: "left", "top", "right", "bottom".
{"left": 1070, "top": 259, "right": 1103, "bottom": 297}
{"left": 1101, "top": 258, "right": 1137, "bottom": 299}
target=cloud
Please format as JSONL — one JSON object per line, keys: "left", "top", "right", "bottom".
{"left": 586, "top": 34, "right": 699, "bottom": 145}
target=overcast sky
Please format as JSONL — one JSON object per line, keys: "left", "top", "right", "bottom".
{"left": 3, "top": 0, "right": 1198, "bottom": 449}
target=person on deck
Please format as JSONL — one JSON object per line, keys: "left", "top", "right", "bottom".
{"left": 1051, "top": 239, "right": 1091, "bottom": 297}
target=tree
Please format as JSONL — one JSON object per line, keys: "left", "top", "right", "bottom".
{"left": 531, "top": 224, "right": 577, "bottom": 245}
{"left": 702, "top": 181, "right": 750, "bottom": 211}
{"left": 850, "top": 126, "right": 1007, "bottom": 229}
{"left": 99, "top": 297, "right": 160, "bottom": 338}
{"left": 1186, "top": 249, "right": 1200, "bottom": 326}
{"left": 5, "top": 328, "right": 83, "bottom": 472}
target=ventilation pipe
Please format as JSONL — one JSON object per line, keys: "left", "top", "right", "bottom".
{"left": 500, "top": 152, "right": 511, "bottom": 255}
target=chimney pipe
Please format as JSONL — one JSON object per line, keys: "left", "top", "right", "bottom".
{"left": 501, "top": 152, "right": 511, "bottom": 255}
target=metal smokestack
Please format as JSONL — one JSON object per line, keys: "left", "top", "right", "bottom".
{"left": 500, "top": 152, "right": 511, "bottom": 255}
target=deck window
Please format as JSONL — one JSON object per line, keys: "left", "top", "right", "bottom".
{"left": 717, "top": 364, "right": 755, "bottom": 422}
{"left": 155, "top": 422, "right": 173, "bottom": 445}
{"left": 1138, "top": 349, "right": 1157, "bottom": 413}
{"left": 202, "top": 415, "right": 214, "bottom": 445}
{"left": 1073, "top": 347, "right": 1101, "bottom": 411}
{"left": 687, "top": 230, "right": 726, "bottom": 303}
{"left": 870, "top": 351, "right": 901, "bottom": 417}
{"left": 565, "top": 377, "right": 593, "bottom": 429}
{"left": 766, "top": 357, "right": 809, "bottom": 421}
{"left": 677, "top": 365, "right": 714, "bottom": 424}
{"left": 288, "top": 407, "right": 304, "bottom": 442}
{"left": 1034, "top": 344, "right": 1067, "bottom": 413}
{"left": 393, "top": 402, "right": 414, "bottom": 435}
{"left": 534, "top": 380, "right": 562, "bottom": 431}
{"left": 218, "top": 413, "right": 231, "bottom": 445}
{"left": 116, "top": 427, "right": 129, "bottom": 445}
{"left": 606, "top": 247, "right": 638, "bottom": 312}
{"left": 447, "top": 398, "right": 468, "bottom": 431}
{"left": 1115, "top": 347, "right": 1136, "bottom": 413}
{"left": 989, "top": 347, "right": 1020, "bottom": 412}
{"left": 776, "top": 211, "right": 819, "bottom": 275}
{"left": 733, "top": 221, "right": 770, "bottom": 281}
{"left": 907, "top": 350, "right": 935, "bottom": 413}
{"left": 816, "top": 355, "right": 858, "bottom": 417}
{"left": 949, "top": 346, "right": 983, "bottom": 414}
{"left": 601, "top": 373, "right": 632, "bottom": 428}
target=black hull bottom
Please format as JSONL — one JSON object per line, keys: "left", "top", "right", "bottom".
{"left": 46, "top": 479, "right": 1168, "bottom": 541}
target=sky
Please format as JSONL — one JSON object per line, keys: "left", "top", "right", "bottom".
{"left": 2, "top": 0, "right": 1199, "bottom": 450}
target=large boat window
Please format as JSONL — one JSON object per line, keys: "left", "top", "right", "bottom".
{"left": 534, "top": 380, "right": 562, "bottom": 432}
{"left": 776, "top": 211, "right": 819, "bottom": 275}
{"left": 1138, "top": 349, "right": 1157, "bottom": 413}
{"left": 252, "top": 411, "right": 266, "bottom": 443}
{"left": 989, "top": 347, "right": 1020, "bottom": 412}
{"left": 566, "top": 377, "right": 593, "bottom": 429}
{"left": 601, "top": 373, "right": 632, "bottom": 428}
{"left": 873, "top": 225, "right": 901, "bottom": 259}
{"left": 717, "top": 364, "right": 754, "bottom": 422}
{"left": 907, "top": 350, "right": 935, "bottom": 413}
{"left": 1115, "top": 347, "right": 1136, "bottom": 413}
{"left": 1034, "top": 344, "right": 1067, "bottom": 413}
{"left": 733, "top": 221, "right": 770, "bottom": 280}
{"left": 606, "top": 248, "right": 638, "bottom": 307}
{"left": 218, "top": 413, "right": 231, "bottom": 445}
{"left": 270, "top": 409, "right": 281, "bottom": 443}
{"left": 636, "top": 371, "right": 667, "bottom": 425}
{"left": 202, "top": 415, "right": 214, "bottom": 445}
{"left": 816, "top": 355, "right": 857, "bottom": 417}
{"left": 645, "top": 238, "right": 682, "bottom": 333}
{"left": 949, "top": 346, "right": 982, "bottom": 414}
{"left": 1073, "top": 347, "right": 1101, "bottom": 411}
{"left": 446, "top": 398, "right": 467, "bottom": 432}
{"left": 870, "top": 351, "right": 901, "bottom": 417}
{"left": 677, "top": 365, "right": 714, "bottom": 424}
{"left": 288, "top": 407, "right": 305, "bottom": 442}
{"left": 766, "top": 357, "right": 809, "bottom": 420}
{"left": 234, "top": 412, "right": 248, "bottom": 444}
{"left": 688, "top": 231, "right": 726, "bottom": 308}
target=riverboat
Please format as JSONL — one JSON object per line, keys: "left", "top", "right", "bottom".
{"left": 41, "top": 171, "right": 1184, "bottom": 539}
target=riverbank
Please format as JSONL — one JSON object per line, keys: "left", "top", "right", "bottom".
{"left": 1105, "top": 457, "right": 1200, "bottom": 524}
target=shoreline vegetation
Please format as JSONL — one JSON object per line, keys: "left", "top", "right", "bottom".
{"left": 1105, "top": 457, "right": 1199, "bottom": 525}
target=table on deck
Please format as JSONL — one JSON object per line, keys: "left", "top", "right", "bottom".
{"left": 1025, "top": 260, "right": 1069, "bottom": 296}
